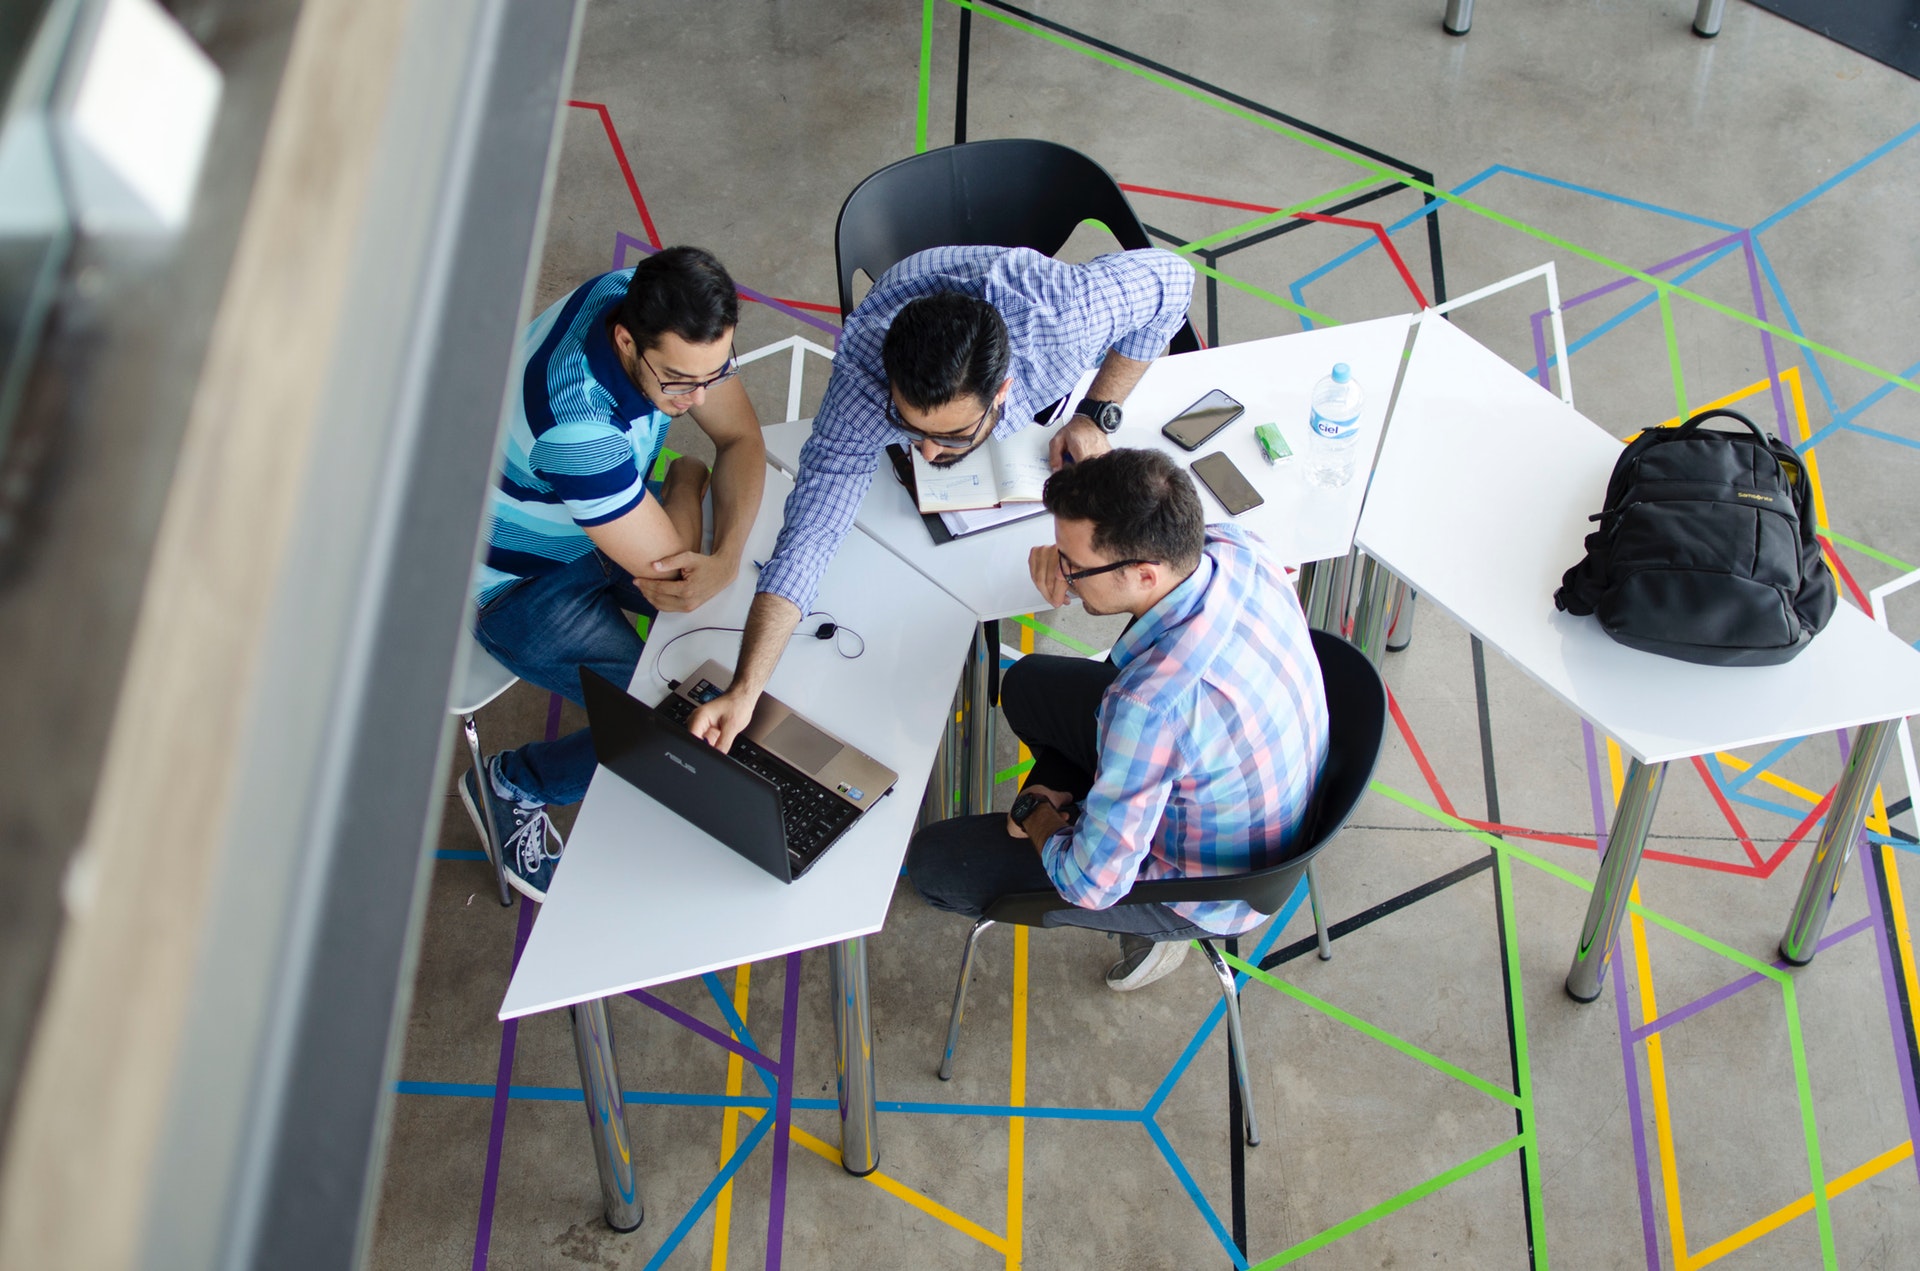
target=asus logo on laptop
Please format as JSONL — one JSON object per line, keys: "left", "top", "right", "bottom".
{"left": 666, "top": 751, "right": 697, "bottom": 775}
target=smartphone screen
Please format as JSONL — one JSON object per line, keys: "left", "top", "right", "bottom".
{"left": 1191, "top": 452, "right": 1265, "bottom": 516}
{"left": 1161, "top": 389, "right": 1245, "bottom": 451}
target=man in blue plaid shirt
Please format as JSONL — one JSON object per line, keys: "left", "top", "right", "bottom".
{"left": 682, "top": 245, "right": 1195, "bottom": 752}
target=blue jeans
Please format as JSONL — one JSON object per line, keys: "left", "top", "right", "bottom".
{"left": 471, "top": 550, "right": 654, "bottom": 807}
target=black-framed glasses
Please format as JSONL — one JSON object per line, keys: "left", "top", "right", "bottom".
{"left": 886, "top": 395, "right": 1002, "bottom": 451}
{"left": 641, "top": 342, "right": 739, "bottom": 397}
{"left": 1058, "top": 552, "right": 1158, "bottom": 585}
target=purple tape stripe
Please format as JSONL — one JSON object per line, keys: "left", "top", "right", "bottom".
{"left": 1530, "top": 310, "right": 1553, "bottom": 393}
{"left": 472, "top": 896, "right": 539, "bottom": 1270}
{"left": 626, "top": 987, "right": 779, "bottom": 1074}
{"left": 613, "top": 232, "right": 843, "bottom": 338}
{"left": 471, "top": 693, "right": 562, "bottom": 1269}
{"left": 1629, "top": 917, "right": 1872, "bottom": 1043}
{"left": 1586, "top": 721, "right": 1662, "bottom": 1271}
{"left": 1858, "top": 845, "right": 1920, "bottom": 1185}
{"left": 765, "top": 951, "right": 803, "bottom": 1271}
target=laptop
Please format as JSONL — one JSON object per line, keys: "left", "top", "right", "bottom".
{"left": 579, "top": 661, "right": 898, "bottom": 883}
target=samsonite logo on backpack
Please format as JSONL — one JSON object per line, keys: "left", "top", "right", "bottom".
{"left": 1552, "top": 408, "right": 1836, "bottom": 667}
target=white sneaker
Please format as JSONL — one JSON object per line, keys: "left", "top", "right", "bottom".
{"left": 1105, "top": 934, "right": 1191, "bottom": 991}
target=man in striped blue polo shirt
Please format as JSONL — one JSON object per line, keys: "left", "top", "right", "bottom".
{"left": 461, "top": 246, "right": 766, "bottom": 900}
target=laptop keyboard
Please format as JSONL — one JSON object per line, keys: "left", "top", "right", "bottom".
{"left": 656, "top": 693, "right": 860, "bottom": 867}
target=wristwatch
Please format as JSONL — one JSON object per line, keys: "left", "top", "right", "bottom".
{"left": 1073, "top": 398, "right": 1124, "bottom": 434}
{"left": 1009, "top": 789, "right": 1053, "bottom": 828}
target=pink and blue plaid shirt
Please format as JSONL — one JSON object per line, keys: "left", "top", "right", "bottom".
{"left": 1041, "top": 523, "right": 1330, "bottom": 935}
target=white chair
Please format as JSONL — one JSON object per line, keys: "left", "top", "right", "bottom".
{"left": 449, "top": 633, "right": 520, "bottom": 906}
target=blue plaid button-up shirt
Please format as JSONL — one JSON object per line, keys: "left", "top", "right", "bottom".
{"left": 1041, "top": 524, "right": 1330, "bottom": 936}
{"left": 755, "top": 245, "right": 1195, "bottom": 611}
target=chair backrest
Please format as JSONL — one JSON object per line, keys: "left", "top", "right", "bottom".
{"left": 834, "top": 138, "right": 1200, "bottom": 354}
{"left": 982, "top": 629, "right": 1386, "bottom": 927}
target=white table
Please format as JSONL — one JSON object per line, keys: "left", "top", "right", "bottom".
{"left": 497, "top": 468, "right": 976, "bottom": 1227}
{"left": 762, "top": 315, "right": 1416, "bottom": 816}
{"left": 1356, "top": 314, "right": 1920, "bottom": 1000}
{"left": 762, "top": 313, "right": 1414, "bottom": 619}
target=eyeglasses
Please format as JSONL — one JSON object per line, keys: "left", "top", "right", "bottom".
{"left": 887, "top": 395, "right": 1002, "bottom": 451}
{"left": 1058, "top": 552, "right": 1158, "bottom": 586}
{"left": 640, "top": 342, "right": 739, "bottom": 397}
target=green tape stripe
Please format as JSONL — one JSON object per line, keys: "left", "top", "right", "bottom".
{"left": 1188, "top": 257, "right": 1339, "bottom": 327}
{"left": 916, "top": 0, "right": 936, "bottom": 153}
{"left": 1250, "top": 1135, "right": 1525, "bottom": 1269}
{"left": 1823, "top": 530, "right": 1915, "bottom": 574}
{"left": 1221, "top": 951, "right": 1520, "bottom": 1109}
{"left": 1659, "top": 289, "right": 1688, "bottom": 421}
{"left": 949, "top": 0, "right": 1920, "bottom": 398}
{"left": 1782, "top": 979, "right": 1838, "bottom": 1269}
{"left": 995, "top": 756, "right": 1035, "bottom": 786}
{"left": 1007, "top": 614, "right": 1101, "bottom": 656}
{"left": 1370, "top": 780, "right": 1784, "bottom": 981}
{"left": 1496, "top": 847, "right": 1549, "bottom": 1267}
{"left": 1176, "top": 176, "right": 1382, "bottom": 254}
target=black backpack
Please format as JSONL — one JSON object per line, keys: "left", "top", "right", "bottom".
{"left": 1553, "top": 408, "right": 1835, "bottom": 666}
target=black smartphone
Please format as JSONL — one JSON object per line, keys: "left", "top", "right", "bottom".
{"left": 1191, "top": 451, "right": 1265, "bottom": 516}
{"left": 1161, "top": 389, "right": 1245, "bottom": 451}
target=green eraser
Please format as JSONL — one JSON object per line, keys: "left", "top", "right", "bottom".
{"left": 1255, "top": 422, "right": 1292, "bottom": 465}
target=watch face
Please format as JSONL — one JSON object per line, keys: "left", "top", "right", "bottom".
{"left": 1011, "top": 791, "right": 1044, "bottom": 824}
{"left": 1095, "top": 402, "right": 1122, "bottom": 433}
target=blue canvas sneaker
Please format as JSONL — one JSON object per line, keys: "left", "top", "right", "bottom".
{"left": 459, "top": 760, "right": 564, "bottom": 902}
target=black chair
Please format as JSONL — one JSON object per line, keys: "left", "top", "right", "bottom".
{"left": 935, "top": 630, "right": 1388, "bottom": 1147}
{"left": 833, "top": 137, "right": 1201, "bottom": 354}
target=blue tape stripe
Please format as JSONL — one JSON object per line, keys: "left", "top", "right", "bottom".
{"left": 1754, "top": 118, "right": 1920, "bottom": 233}
{"left": 436, "top": 849, "right": 488, "bottom": 862}
{"left": 1145, "top": 1118, "right": 1250, "bottom": 1269}
{"left": 396, "top": 1081, "right": 1146, "bottom": 1123}
{"left": 1487, "top": 166, "right": 1740, "bottom": 230}
{"left": 1750, "top": 240, "right": 1839, "bottom": 416}
{"left": 701, "top": 971, "right": 778, "bottom": 1097}
{"left": 1144, "top": 882, "right": 1306, "bottom": 1117}
{"left": 1723, "top": 736, "right": 1807, "bottom": 792}
{"left": 1842, "top": 421, "right": 1920, "bottom": 453}
{"left": 644, "top": 1109, "right": 775, "bottom": 1271}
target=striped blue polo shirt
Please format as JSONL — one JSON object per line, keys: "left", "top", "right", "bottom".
{"left": 473, "top": 269, "right": 668, "bottom": 607}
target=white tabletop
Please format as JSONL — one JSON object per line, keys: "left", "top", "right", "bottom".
{"left": 1356, "top": 314, "right": 1920, "bottom": 765}
{"left": 762, "top": 314, "right": 1415, "bottom": 620}
{"left": 499, "top": 468, "right": 977, "bottom": 1020}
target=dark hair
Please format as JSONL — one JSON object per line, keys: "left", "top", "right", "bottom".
{"left": 881, "top": 292, "right": 1011, "bottom": 411}
{"left": 606, "top": 246, "right": 739, "bottom": 350}
{"left": 1042, "top": 448, "right": 1205, "bottom": 574}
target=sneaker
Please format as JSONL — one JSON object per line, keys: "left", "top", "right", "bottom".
{"left": 458, "top": 763, "right": 564, "bottom": 903}
{"left": 1105, "top": 934, "right": 1191, "bottom": 991}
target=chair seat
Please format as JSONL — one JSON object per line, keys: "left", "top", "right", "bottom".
{"left": 450, "top": 634, "right": 518, "bottom": 716}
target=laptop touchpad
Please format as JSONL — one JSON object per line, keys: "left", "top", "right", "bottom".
{"left": 764, "top": 715, "right": 843, "bottom": 775}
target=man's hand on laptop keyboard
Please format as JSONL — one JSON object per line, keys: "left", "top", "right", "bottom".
{"left": 687, "top": 689, "right": 757, "bottom": 754}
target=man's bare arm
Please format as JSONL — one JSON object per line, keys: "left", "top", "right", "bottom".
{"left": 1051, "top": 350, "right": 1155, "bottom": 467}
{"left": 582, "top": 456, "right": 709, "bottom": 579}
{"left": 683, "top": 590, "right": 800, "bottom": 752}
{"left": 637, "top": 377, "right": 766, "bottom": 612}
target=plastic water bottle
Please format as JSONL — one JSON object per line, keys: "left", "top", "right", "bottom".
{"left": 1305, "top": 363, "right": 1364, "bottom": 488}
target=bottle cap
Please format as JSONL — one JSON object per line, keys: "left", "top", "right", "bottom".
{"left": 1331, "top": 363, "right": 1350, "bottom": 383}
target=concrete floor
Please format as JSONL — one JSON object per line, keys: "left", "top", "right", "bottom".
{"left": 373, "top": 2, "right": 1920, "bottom": 1267}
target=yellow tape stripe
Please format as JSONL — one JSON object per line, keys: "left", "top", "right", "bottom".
{"left": 1630, "top": 882, "right": 1690, "bottom": 1269}
{"left": 1006, "top": 925, "right": 1029, "bottom": 1269}
{"left": 1686, "top": 1139, "right": 1914, "bottom": 1267}
{"left": 710, "top": 963, "right": 753, "bottom": 1271}
{"left": 1712, "top": 751, "right": 1822, "bottom": 807}
{"left": 773, "top": 1119, "right": 1012, "bottom": 1254}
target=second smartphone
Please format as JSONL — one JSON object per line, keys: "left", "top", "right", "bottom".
{"left": 1161, "top": 388, "right": 1245, "bottom": 451}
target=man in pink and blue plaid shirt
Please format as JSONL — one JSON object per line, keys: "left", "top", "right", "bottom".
{"left": 908, "top": 448, "right": 1330, "bottom": 991}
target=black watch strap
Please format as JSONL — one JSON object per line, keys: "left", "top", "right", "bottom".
{"left": 1075, "top": 398, "right": 1123, "bottom": 433}
{"left": 1010, "top": 790, "right": 1048, "bottom": 827}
